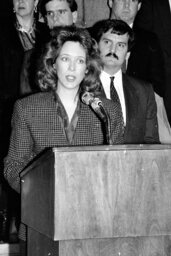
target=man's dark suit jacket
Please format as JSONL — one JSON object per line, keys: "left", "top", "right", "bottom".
{"left": 135, "top": 0, "right": 171, "bottom": 66}
{"left": 127, "top": 27, "right": 165, "bottom": 98}
{"left": 4, "top": 92, "right": 124, "bottom": 193}
{"left": 0, "top": 16, "right": 49, "bottom": 100}
{"left": 99, "top": 73, "right": 159, "bottom": 144}
{"left": 134, "top": 0, "right": 171, "bottom": 122}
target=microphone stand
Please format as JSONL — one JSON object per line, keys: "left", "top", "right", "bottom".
{"left": 81, "top": 92, "right": 113, "bottom": 145}
{"left": 99, "top": 104, "right": 113, "bottom": 145}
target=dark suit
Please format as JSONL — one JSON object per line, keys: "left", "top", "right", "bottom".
{"left": 0, "top": 16, "right": 49, "bottom": 156}
{"left": 99, "top": 73, "right": 159, "bottom": 144}
{"left": 134, "top": 0, "right": 171, "bottom": 122}
{"left": 127, "top": 27, "right": 165, "bottom": 98}
{"left": 4, "top": 91, "right": 124, "bottom": 193}
{"left": 0, "top": 16, "right": 48, "bottom": 100}
{"left": 122, "top": 74, "right": 159, "bottom": 143}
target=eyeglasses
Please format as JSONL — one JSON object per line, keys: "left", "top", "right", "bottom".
{"left": 46, "top": 9, "right": 68, "bottom": 19}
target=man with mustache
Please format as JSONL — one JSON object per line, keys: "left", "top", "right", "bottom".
{"left": 91, "top": 19, "right": 159, "bottom": 143}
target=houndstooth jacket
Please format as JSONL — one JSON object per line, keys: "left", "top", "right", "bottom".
{"left": 4, "top": 91, "right": 124, "bottom": 193}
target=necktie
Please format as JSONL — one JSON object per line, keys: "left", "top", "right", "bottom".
{"left": 110, "top": 76, "right": 120, "bottom": 103}
{"left": 110, "top": 76, "right": 125, "bottom": 129}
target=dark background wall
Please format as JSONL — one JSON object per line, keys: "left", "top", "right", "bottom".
{"left": 0, "top": 0, "right": 12, "bottom": 18}
{"left": 77, "top": 0, "right": 109, "bottom": 27}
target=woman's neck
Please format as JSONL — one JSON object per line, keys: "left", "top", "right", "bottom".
{"left": 57, "top": 88, "right": 79, "bottom": 122}
{"left": 57, "top": 87, "right": 79, "bottom": 103}
{"left": 16, "top": 15, "right": 34, "bottom": 33}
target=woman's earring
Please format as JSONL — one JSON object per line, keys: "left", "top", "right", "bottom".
{"left": 53, "top": 64, "right": 56, "bottom": 70}
{"left": 85, "top": 70, "right": 88, "bottom": 74}
{"left": 13, "top": 8, "right": 16, "bottom": 13}
{"left": 34, "top": 6, "right": 37, "bottom": 13}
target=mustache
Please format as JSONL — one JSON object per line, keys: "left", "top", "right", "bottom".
{"left": 105, "top": 52, "right": 119, "bottom": 59}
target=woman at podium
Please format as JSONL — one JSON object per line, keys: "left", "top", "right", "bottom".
{"left": 3, "top": 25, "right": 124, "bottom": 255}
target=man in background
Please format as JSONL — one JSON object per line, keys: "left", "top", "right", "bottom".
{"left": 38, "top": 0, "right": 78, "bottom": 29}
{"left": 91, "top": 19, "right": 159, "bottom": 144}
{"left": 106, "top": 0, "right": 171, "bottom": 143}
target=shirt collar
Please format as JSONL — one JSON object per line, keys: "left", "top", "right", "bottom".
{"left": 100, "top": 69, "right": 122, "bottom": 83}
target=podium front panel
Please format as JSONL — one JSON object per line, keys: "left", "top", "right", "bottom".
{"left": 21, "top": 145, "right": 171, "bottom": 241}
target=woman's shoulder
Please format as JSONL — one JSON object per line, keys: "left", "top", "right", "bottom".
{"left": 15, "top": 92, "right": 54, "bottom": 110}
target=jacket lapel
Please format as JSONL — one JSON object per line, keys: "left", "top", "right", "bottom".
{"left": 98, "top": 80, "right": 107, "bottom": 98}
{"left": 122, "top": 74, "right": 139, "bottom": 135}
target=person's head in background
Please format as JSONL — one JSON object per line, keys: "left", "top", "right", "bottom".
{"left": 91, "top": 19, "right": 134, "bottom": 75}
{"left": 37, "top": 26, "right": 102, "bottom": 97}
{"left": 108, "top": 0, "right": 142, "bottom": 26}
{"left": 38, "top": 0, "right": 78, "bottom": 29}
{"left": 13, "top": 0, "right": 39, "bottom": 27}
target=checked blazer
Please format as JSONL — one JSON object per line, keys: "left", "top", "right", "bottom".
{"left": 4, "top": 91, "right": 124, "bottom": 193}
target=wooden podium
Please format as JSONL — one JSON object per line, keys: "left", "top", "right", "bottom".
{"left": 20, "top": 145, "right": 171, "bottom": 256}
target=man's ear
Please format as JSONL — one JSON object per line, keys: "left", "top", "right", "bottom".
{"left": 72, "top": 11, "right": 78, "bottom": 24}
{"left": 92, "top": 38, "right": 99, "bottom": 52}
{"left": 108, "top": 0, "right": 113, "bottom": 9}
{"left": 138, "top": 2, "right": 142, "bottom": 11}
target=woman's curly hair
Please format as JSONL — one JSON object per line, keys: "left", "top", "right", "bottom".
{"left": 36, "top": 26, "right": 103, "bottom": 95}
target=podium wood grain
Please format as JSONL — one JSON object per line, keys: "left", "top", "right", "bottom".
{"left": 21, "top": 145, "right": 171, "bottom": 255}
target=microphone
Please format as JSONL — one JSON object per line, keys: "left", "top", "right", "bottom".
{"left": 81, "top": 92, "right": 107, "bottom": 121}
{"left": 81, "top": 92, "right": 113, "bottom": 145}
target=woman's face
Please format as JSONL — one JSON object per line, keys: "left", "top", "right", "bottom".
{"left": 55, "top": 41, "right": 87, "bottom": 93}
{"left": 13, "top": 0, "right": 37, "bottom": 17}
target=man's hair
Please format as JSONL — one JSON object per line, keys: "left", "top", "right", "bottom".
{"left": 37, "top": 26, "right": 102, "bottom": 94}
{"left": 90, "top": 19, "right": 134, "bottom": 50}
{"left": 38, "top": 0, "right": 78, "bottom": 18}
